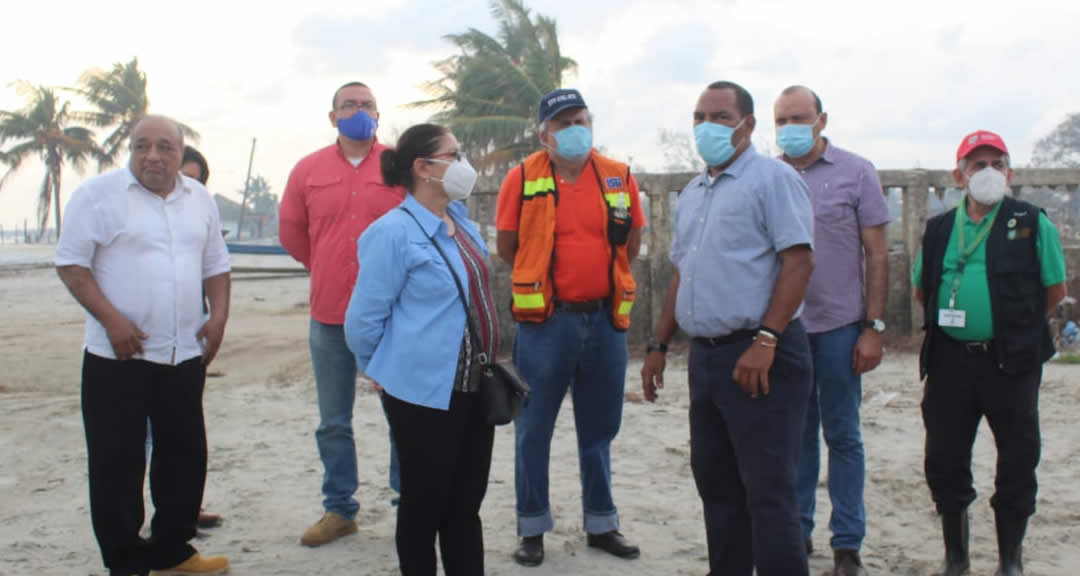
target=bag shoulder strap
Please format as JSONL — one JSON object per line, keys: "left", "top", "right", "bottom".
{"left": 398, "top": 206, "right": 488, "bottom": 364}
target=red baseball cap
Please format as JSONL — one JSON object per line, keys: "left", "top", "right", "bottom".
{"left": 956, "top": 130, "right": 1009, "bottom": 161}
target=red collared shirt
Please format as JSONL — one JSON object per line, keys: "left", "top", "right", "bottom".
{"left": 279, "top": 141, "right": 405, "bottom": 324}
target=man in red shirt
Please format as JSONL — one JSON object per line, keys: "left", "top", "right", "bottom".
{"left": 279, "top": 81, "right": 405, "bottom": 547}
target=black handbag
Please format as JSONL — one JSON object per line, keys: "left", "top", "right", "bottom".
{"left": 399, "top": 207, "right": 530, "bottom": 426}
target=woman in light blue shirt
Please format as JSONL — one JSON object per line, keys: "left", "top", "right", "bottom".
{"left": 344, "top": 123, "right": 499, "bottom": 576}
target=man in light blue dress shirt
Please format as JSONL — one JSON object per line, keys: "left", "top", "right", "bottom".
{"left": 641, "top": 81, "right": 815, "bottom": 576}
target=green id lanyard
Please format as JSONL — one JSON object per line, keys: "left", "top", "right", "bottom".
{"left": 948, "top": 204, "right": 997, "bottom": 309}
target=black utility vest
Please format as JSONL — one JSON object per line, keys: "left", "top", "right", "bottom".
{"left": 918, "top": 196, "right": 1054, "bottom": 378}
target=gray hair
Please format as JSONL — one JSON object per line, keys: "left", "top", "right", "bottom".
{"left": 538, "top": 111, "right": 595, "bottom": 135}
{"left": 957, "top": 154, "right": 1010, "bottom": 172}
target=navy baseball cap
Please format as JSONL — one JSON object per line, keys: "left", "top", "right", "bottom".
{"left": 537, "top": 88, "right": 587, "bottom": 123}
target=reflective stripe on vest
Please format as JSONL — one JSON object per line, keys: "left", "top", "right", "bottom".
{"left": 524, "top": 177, "right": 556, "bottom": 198}
{"left": 604, "top": 192, "right": 628, "bottom": 208}
{"left": 512, "top": 292, "right": 546, "bottom": 310}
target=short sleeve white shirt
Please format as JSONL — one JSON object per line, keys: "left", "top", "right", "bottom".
{"left": 55, "top": 167, "right": 231, "bottom": 365}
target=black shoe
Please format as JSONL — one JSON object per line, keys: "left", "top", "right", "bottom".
{"left": 514, "top": 535, "right": 544, "bottom": 567}
{"left": 994, "top": 510, "right": 1028, "bottom": 576}
{"left": 586, "top": 530, "right": 640, "bottom": 559}
{"left": 833, "top": 549, "right": 868, "bottom": 576}
{"left": 938, "top": 510, "right": 971, "bottom": 576}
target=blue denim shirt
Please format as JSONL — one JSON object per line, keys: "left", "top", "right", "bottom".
{"left": 344, "top": 194, "right": 487, "bottom": 411}
{"left": 670, "top": 145, "right": 814, "bottom": 337}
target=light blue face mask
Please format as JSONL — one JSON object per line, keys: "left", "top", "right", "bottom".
{"left": 553, "top": 125, "right": 593, "bottom": 160}
{"left": 776, "top": 122, "right": 818, "bottom": 158}
{"left": 695, "top": 120, "right": 745, "bottom": 167}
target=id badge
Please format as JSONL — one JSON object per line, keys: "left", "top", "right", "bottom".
{"left": 939, "top": 309, "right": 966, "bottom": 328}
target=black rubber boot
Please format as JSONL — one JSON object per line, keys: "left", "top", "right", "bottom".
{"left": 937, "top": 510, "right": 970, "bottom": 576}
{"left": 994, "top": 510, "right": 1027, "bottom": 576}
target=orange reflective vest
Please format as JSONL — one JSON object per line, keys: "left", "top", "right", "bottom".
{"left": 510, "top": 150, "right": 636, "bottom": 331}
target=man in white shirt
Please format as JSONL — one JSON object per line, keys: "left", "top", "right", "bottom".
{"left": 56, "top": 115, "right": 232, "bottom": 576}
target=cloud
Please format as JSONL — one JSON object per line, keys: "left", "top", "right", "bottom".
{"left": 290, "top": 3, "right": 483, "bottom": 78}
{"left": 2, "top": 0, "right": 1080, "bottom": 230}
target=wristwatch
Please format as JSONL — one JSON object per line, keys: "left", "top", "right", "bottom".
{"left": 869, "top": 319, "right": 886, "bottom": 334}
{"left": 646, "top": 339, "right": 669, "bottom": 354}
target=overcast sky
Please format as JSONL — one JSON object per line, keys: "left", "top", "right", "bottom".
{"left": 1, "top": 0, "right": 1077, "bottom": 231}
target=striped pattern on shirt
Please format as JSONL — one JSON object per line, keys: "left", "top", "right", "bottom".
{"left": 451, "top": 220, "right": 499, "bottom": 392}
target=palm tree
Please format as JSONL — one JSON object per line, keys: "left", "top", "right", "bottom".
{"left": 72, "top": 57, "right": 199, "bottom": 170}
{"left": 410, "top": 0, "right": 576, "bottom": 173}
{"left": 0, "top": 83, "right": 100, "bottom": 239}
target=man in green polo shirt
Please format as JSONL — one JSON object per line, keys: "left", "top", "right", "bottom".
{"left": 912, "top": 130, "right": 1067, "bottom": 576}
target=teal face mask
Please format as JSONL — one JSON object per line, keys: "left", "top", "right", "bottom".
{"left": 553, "top": 125, "right": 592, "bottom": 160}
{"left": 695, "top": 119, "right": 745, "bottom": 167}
{"left": 776, "top": 122, "right": 817, "bottom": 158}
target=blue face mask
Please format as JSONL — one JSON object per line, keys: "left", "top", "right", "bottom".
{"left": 776, "top": 122, "right": 818, "bottom": 158}
{"left": 695, "top": 120, "right": 745, "bottom": 167}
{"left": 552, "top": 125, "right": 592, "bottom": 160}
{"left": 337, "top": 110, "right": 377, "bottom": 141}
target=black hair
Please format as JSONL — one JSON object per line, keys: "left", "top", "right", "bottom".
{"left": 380, "top": 123, "right": 448, "bottom": 191}
{"left": 332, "top": 81, "right": 370, "bottom": 109}
{"left": 706, "top": 81, "right": 754, "bottom": 117}
{"left": 780, "top": 85, "right": 823, "bottom": 114}
{"left": 181, "top": 145, "right": 209, "bottom": 185}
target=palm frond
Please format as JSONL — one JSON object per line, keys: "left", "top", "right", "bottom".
{"left": 0, "top": 140, "right": 39, "bottom": 189}
{"left": 407, "top": 0, "right": 574, "bottom": 172}
{"left": 177, "top": 120, "right": 200, "bottom": 145}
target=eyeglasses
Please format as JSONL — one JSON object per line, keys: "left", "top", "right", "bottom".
{"left": 428, "top": 151, "right": 464, "bottom": 162}
{"left": 337, "top": 100, "right": 377, "bottom": 113}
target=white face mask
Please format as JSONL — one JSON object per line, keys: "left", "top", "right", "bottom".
{"left": 430, "top": 157, "right": 478, "bottom": 201}
{"left": 967, "top": 166, "right": 1008, "bottom": 206}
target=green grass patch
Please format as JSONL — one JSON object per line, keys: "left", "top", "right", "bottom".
{"left": 1052, "top": 353, "right": 1080, "bottom": 365}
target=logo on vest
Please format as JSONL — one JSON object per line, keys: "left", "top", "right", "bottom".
{"left": 606, "top": 177, "right": 623, "bottom": 188}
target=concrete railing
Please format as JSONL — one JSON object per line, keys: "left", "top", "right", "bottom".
{"left": 463, "top": 169, "right": 1080, "bottom": 352}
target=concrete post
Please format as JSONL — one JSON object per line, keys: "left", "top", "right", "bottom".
{"left": 903, "top": 177, "right": 929, "bottom": 332}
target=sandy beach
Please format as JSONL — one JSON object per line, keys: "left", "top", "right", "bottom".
{"left": 1, "top": 246, "right": 1078, "bottom": 575}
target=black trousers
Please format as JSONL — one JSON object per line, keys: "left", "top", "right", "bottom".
{"left": 382, "top": 391, "right": 495, "bottom": 576}
{"left": 688, "top": 320, "right": 812, "bottom": 576}
{"left": 922, "top": 330, "right": 1041, "bottom": 519}
{"left": 81, "top": 351, "right": 207, "bottom": 575}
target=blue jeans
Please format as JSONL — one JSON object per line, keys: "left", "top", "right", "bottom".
{"left": 513, "top": 309, "right": 627, "bottom": 537}
{"left": 796, "top": 322, "right": 866, "bottom": 550}
{"left": 311, "top": 319, "right": 399, "bottom": 519}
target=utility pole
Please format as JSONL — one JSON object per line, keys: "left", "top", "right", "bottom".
{"left": 238, "top": 138, "right": 257, "bottom": 240}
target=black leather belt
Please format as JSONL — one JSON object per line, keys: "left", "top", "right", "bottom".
{"left": 693, "top": 330, "right": 757, "bottom": 347}
{"left": 555, "top": 299, "right": 606, "bottom": 313}
{"left": 937, "top": 329, "right": 993, "bottom": 354}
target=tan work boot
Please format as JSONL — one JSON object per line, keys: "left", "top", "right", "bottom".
{"left": 197, "top": 509, "right": 224, "bottom": 528}
{"left": 151, "top": 553, "right": 230, "bottom": 574}
{"left": 300, "top": 511, "right": 358, "bottom": 547}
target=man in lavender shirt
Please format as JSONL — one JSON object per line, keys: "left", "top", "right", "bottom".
{"left": 775, "top": 86, "right": 890, "bottom": 576}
